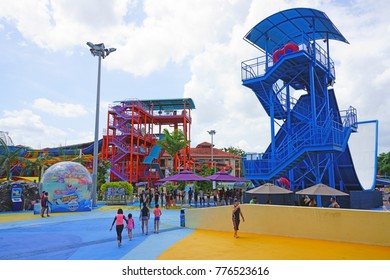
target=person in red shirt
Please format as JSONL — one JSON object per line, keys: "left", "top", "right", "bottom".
{"left": 110, "top": 208, "right": 128, "bottom": 247}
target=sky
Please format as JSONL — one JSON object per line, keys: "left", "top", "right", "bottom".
{"left": 1, "top": 0, "right": 390, "bottom": 155}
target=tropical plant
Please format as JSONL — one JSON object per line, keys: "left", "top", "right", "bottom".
{"left": 0, "top": 138, "right": 29, "bottom": 180}
{"left": 156, "top": 128, "right": 190, "bottom": 172}
{"left": 222, "top": 145, "right": 246, "bottom": 177}
{"left": 196, "top": 164, "right": 213, "bottom": 192}
{"left": 23, "top": 153, "right": 55, "bottom": 182}
{"left": 222, "top": 146, "right": 246, "bottom": 157}
{"left": 97, "top": 159, "right": 111, "bottom": 188}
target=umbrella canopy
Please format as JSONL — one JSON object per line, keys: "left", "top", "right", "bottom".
{"left": 205, "top": 171, "right": 246, "bottom": 182}
{"left": 295, "top": 184, "right": 349, "bottom": 196}
{"left": 158, "top": 170, "right": 209, "bottom": 182}
{"left": 246, "top": 183, "right": 293, "bottom": 194}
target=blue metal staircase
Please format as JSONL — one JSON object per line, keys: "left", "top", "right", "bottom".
{"left": 241, "top": 8, "right": 363, "bottom": 191}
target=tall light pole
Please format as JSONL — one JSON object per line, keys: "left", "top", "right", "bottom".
{"left": 87, "top": 42, "right": 116, "bottom": 207}
{"left": 207, "top": 130, "right": 216, "bottom": 172}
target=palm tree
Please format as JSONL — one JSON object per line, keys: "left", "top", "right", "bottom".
{"left": 156, "top": 128, "right": 189, "bottom": 172}
{"left": 23, "top": 153, "right": 56, "bottom": 182}
{"left": 0, "top": 138, "right": 29, "bottom": 180}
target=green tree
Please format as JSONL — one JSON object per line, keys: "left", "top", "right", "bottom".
{"left": 222, "top": 146, "right": 246, "bottom": 157}
{"left": 378, "top": 152, "right": 390, "bottom": 177}
{"left": 222, "top": 146, "right": 246, "bottom": 177}
{"left": 0, "top": 138, "right": 29, "bottom": 180}
{"left": 156, "top": 128, "right": 189, "bottom": 172}
{"left": 97, "top": 159, "right": 111, "bottom": 188}
{"left": 196, "top": 164, "right": 214, "bottom": 192}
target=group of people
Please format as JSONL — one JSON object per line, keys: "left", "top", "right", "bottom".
{"left": 110, "top": 194, "right": 341, "bottom": 245}
{"left": 137, "top": 186, "right": 244, "bottom": 209}
{"left": 109, "top": 200, "right": 246, "bottom": 245}
{"left": 109, "top": 203, "right": 162, "bottom": 247}
{"left": 300, "top": 195, "right": 340, "bottom": 208}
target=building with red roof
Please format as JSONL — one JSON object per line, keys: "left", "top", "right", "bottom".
{"left": 160, "top": 141, "right": 242, "bottom": 178}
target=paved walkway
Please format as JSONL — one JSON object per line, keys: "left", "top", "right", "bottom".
{"left": 0, "top": 205, "right": 389, "bottom": 260}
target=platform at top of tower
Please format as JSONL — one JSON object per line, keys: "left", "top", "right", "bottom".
{"left": 244, "top": 7, "right": 349, "bottom": 52}
{"left": 114, "top": 98, "right": 195, "bottom": 111}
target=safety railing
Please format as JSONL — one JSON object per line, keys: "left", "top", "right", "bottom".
{"left": 241, "top": 32, "right": 335, "bottom": 81}
{"left": 244, "top": 114, "right": 351, "bottom": 177}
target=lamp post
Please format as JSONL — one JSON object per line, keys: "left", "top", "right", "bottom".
{"left": 87, "top": 42, "right": 116, "bottom": 207}
{"left": 207, "top": 130, "right": 216, "bottom": 171}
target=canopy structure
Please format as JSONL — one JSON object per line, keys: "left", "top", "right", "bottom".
{"left": 246, "top": 183, "right": 293, "bottom": 194}
{"left": 158, "top": 170, "right": 209, "bottom": 182}
{"left": 296, "top": 184, "right": 349, "bottom": 196}
{"left": 141, "top": 98, "right": 195, "bottom": 111}
{"left": 206, "top": 171, "right": 246, "bottom": 182}
{"left": 244, "top": 7, "right": 349, "bottom": 51}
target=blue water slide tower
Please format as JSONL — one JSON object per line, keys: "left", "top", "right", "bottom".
{"left": 241, "top": 8, "right": 378, "bottom": 198}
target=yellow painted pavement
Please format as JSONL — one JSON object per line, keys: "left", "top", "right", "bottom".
{"left": 2, "top": 207, "right": 389, "bottom": 260}
{"left": 158, "top": 229, "right": 390, "bottom": 260}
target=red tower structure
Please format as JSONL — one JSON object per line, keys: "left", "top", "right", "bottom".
{"left": 102, "top": 98, "right": 195, "bottom": 186}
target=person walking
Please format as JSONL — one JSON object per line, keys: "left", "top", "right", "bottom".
{"left": 40, "top": 192, "right": 52, "bottom": 217}
{"left": 140, "top": 203, "right": 150, "bottom": 235}
{"left": 126, "top": 213, "right": 135, "bottom": 241}
{"left": 232, "top": 200, "right": 245, "bottom": 238}
{"left": 153, "top": 204, "right": 162, "bottom": 234}
{"left": 110, "top": 208, "right": 128, "bottom": 247}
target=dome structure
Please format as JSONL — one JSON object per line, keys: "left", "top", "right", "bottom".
{"left": 40, "top": 161, "right": 92, "bottom": 212}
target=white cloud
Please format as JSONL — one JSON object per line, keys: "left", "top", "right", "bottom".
{"left": 32, "top": 98, "right": 88, "bottom": 118}
{"left": 0, "top": 0, "right": 251, "bottom": 75}
{"left": 0, "top": 109, "right": 67, "bottom": 148}
{"left": 0, "top": 109, "right": 96, "bottom": 149}
{"left": 1, "top": 0, "right": 390, "bottom": 155}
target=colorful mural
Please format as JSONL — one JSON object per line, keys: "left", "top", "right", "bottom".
{"left": 40, "top": 161, "right": 92, "bottom": 212}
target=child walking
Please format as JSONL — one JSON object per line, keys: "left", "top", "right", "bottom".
{"left": 126, "top": 213, "right": 135, "bottom": 240}
{"left": 110, "top": 208, "right": 128, "bottom": 247}
{"left": 153, "top": 204, "right": 162, "bottom": 234}
{"left": 140, "top": 203, "right": 150, "bottom": 235}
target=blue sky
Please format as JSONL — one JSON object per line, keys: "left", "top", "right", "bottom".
{"left": 1, "top": 0, "right": 390, "bottom": 154}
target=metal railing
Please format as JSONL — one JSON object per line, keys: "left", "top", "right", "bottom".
{"left": 243, "top": 113, "right": 352, "bottom": 177}
{"left": 241, "top": 33, "right": 335, "bottom": 81}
